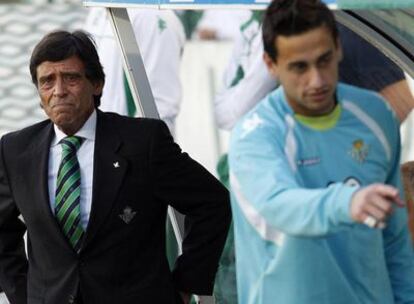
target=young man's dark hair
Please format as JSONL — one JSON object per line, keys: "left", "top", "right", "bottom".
{"left": 29, "top": 30, "right": 105, "bottom": 107}
{"left": 262, "top": 0, "right": 338, "bottom": 61}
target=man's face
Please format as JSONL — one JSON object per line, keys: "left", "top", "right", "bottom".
{"left": 265, "top": 26, "right": 342, "bottom": 116}
{"left": 36, "top": 55, "right": 103, "bottom": 135}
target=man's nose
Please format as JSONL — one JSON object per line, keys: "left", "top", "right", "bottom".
{"left": 309, "top": 68, "right": 326, "bottom": 88}
{"left": 53, "top": 77, "right": 67, "bottom": 96}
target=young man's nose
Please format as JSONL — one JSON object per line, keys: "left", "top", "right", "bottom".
{"left": 309, "top": 68, "right": 326, "bottom": 88}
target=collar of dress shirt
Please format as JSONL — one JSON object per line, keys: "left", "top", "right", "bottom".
{"left": 51, "top": 110, "right": 97, "bottom": 147}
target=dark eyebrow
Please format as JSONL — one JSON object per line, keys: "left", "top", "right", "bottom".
{"left": 317, "top": 50, "right": 334, "bottom": 62}
{"left": 38, "top": 71, "right": 82, "bottom": 83}
{"left": 287, "top": 49, "right": 335, "bottom": 70}
{"left": 287, "top": 60, "right": 307, "bottom": 70}
{"left": 38, "top": 74, "right": 54, "bottom": 83}
{"left": 61, "top": 71, "right": 83, "bottom": 78}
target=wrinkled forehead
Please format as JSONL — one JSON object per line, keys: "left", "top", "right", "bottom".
{"left": 36, "top": 56, "right": 86, "bottom": 78}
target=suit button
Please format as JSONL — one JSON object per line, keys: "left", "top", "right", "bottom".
{"left": 68, "top": 295, "right": 75, "bottom": 304}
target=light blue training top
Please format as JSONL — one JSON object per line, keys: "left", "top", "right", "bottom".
{"left": 229, "top": 83, "right": 414, "bottom": 304}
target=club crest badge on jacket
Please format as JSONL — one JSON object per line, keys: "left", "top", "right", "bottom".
{"left": 119, "top": 206, "right": 137, "bottom": 224}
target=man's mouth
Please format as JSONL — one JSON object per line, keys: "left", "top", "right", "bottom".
{"left": 308, "top": 89, "right": 330, "bottom": 101}
{"left": 52, "top": 102, "right": 73, "bottom": 109}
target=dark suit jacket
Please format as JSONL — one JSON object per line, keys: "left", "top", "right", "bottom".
{"left": 0, "top": 110, "right": 231, "bottom": 304}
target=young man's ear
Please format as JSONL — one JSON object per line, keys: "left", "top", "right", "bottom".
{"left": 263, "top": 52, "right": 278, "bottom": 79}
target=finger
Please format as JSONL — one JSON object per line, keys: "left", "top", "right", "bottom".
{"left": 392, "top": 195, "right": 405, "bottom": 208}
{"left": 364, "top": 204, "right": 389, "bottom": 222}
{"left": 370, "top": 195, "right": 394, "bottom": 216}
{"left": 372, "top": 184, "right": 399, "bottom": 198}
{"left": 372, "top": 184, "right": 404, "bottom": 207}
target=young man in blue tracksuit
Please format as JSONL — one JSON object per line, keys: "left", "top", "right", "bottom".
{"left": 229, "top": 0, "right": 414, "bottom": 303}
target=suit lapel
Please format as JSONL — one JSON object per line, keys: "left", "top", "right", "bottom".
{"left": 30, "top": 123, "right": 53, "bottom": 215}
{"left": 21, "top": 122, "right": 74, "bottom": 249}
{"left": 82, "top": 111, "right": 128, "bottom": 250}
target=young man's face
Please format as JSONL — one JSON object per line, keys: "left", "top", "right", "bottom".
{"left": 36, "top": 55, "right": 103, "bottom": 135}
{"left": 265, "top": 25, "right": 342, "bottom": 116}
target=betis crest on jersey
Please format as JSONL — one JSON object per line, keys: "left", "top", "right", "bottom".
{"left": 349, "top": 139, "right": 369, "bottom": 163}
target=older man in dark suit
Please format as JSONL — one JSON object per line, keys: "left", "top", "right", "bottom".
{"left": 0, "top": 30, "right": 231, "bottom": 304}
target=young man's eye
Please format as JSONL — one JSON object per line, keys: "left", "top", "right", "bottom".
{"left": 292, "top": 64, "right": 307, "bottom": 73}
{"left": 318, "top": 55, "right": 333, "bottom": 67}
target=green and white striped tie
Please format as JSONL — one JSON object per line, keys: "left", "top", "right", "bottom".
{"left": 55, "top": 136, "right": 84, "bottom": 252}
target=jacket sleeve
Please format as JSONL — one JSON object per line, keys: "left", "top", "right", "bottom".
{"left": 229, "top": 113, "right": 357, "bottom": 238}
{"left": 0, "top": 138, "right": 28, "bottom": 304}
{"left": 149, "top": 120, "right": 231, "bottom": 295}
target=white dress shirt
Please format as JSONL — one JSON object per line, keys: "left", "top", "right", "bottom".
{"left": 48, "top": 110, "right": 96, "bottom": 231}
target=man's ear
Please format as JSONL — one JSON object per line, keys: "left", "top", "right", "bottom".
{"left": 93, "top": 80, "right": 104, "bottom": 96}
{"left": 263, "top": 53, "right": 278, "bottom": 78}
